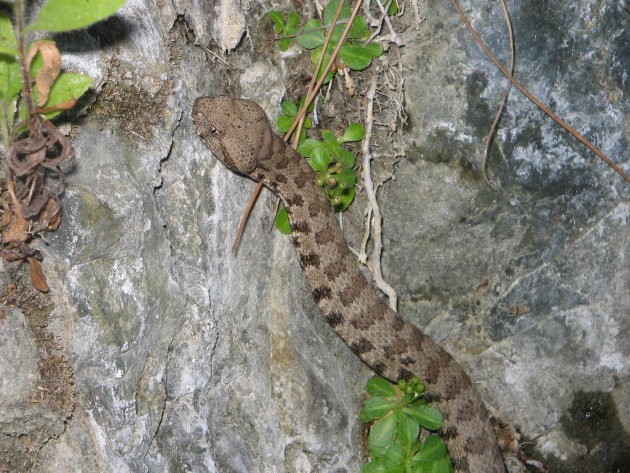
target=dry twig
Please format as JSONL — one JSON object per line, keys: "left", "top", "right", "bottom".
{"left": 361, "top": 77, "right": 398, "bottom": 310}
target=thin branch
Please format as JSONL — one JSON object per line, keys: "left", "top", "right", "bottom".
{"left": 367, "top": 0, "right": 403, "bottom": 46}
{"left": 450, "top": 0, "right": 630, "bottom": 184}
{"left": 481, "top": 0, "right": 514, "bottom": 188}
{"left": 199, "top": 45, "right": 234, "bottom": 69}
{"left": 272, "top": 19, "right": 349, "bottom": 40}
{"left": 231, "top": 181, "right": 263, "bottom": 255}
{"left": 14, "top": 1, "right": 36, "bottom": 135}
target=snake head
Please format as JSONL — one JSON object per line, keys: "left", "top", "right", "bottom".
{"left": 192, "top": 95, "right": 271, "bottom": 175}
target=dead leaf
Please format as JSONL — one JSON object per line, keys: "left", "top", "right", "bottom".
{"left": 47, "top": 210, "right": 62, "bottom": 230}
{"left": 2, "top": 241, "right": 39, "bottom": 262}
{"left": 29, "top": 195, "right": 61, "bottom": 232}
{"left": 1, "top": 179, "right": 29, "bottom": 244}
{"left": 7, "top": 137, "right": 47, "bottom": 177}
{"left": 27, "top": 257, "right": 49, "bottom": 292}
{"left": 26, "top": 41, "right": 61, "bottom": 107}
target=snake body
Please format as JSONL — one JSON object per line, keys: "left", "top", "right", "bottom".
{"left": 192, "top": 96, "right": 505, "bottom": 473}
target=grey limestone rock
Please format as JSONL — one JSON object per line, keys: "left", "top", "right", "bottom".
{"left": 0, "top": 1, "right": 628, "bottom": 472}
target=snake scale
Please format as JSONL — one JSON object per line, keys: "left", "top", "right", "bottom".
{"left": 192, "top": 96, "right": 505, "bottom": 473}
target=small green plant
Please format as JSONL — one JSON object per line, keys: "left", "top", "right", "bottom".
{"left": 273, "top": 110, "right": 364, "bottom": 234}
{"left": 268, "top": 0, "right": 382, "bottom": 82}
{"left": 360, "top": 376, "right": 454, "bottom": 473}
{"left": 266, "top": 10, "right": 301, "bottom": 52}
{"left": 275, "top": 97, "right": 314, "bottom": 145}
{"left": 267, "top": 0, "right": 394, "bottom": 234}
{"left": 0, "top": 0, "right": 127, "bottom": 290}
{"left": 298, "top": 123, "right": 363, "bottom": 210}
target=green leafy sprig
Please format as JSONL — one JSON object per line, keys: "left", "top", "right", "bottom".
{"left": 267, "top": 0, "right": 383, "bottom": 83}
{"left": 276, "top": 97, "right": 314, "bottom": 145}
{"left": 298, "top": 123, "right": 363, "bottom": 212}
{"left": 273, "top": 104, "right": 364, "bottom": 234}
{"left": 360, "top": 377, "right": 454, "bottom": 473}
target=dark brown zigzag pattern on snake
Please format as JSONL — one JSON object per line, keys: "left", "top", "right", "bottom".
{"left": 192, "top": 96, "right": 505, "bottom": 473}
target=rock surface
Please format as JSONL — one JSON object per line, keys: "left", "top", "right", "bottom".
{"left": 0, "top": 1, "right": 628, "bottom": 472}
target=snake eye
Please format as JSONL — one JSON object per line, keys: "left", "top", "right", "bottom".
{"left": 209, "top": 127, "right": 218, "bottom": 135}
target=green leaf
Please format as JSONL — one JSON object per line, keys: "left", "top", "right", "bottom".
{"left": 365, "top": 42, "right": 384, "bottom": 58}
{"left": 388, "top": 0, "right": 399, "bottom": 16}
{"left": 416, "top": 435, "right": 447, "bottom": 461}
{"left": 296, "top": 19, "right": 324, "bottom": 49}
{"left": 411, "top": 463, "right": 428, "bottom": 473}
{"left": 298, "top": 128, "right": 307, "bottom": 145}
{"left": 402, "top": 404, "right": 444, "bottom": 431}
{"left": 284, "top": 24, "right": 298, "bottom": 37}
{"left": 332, "top": 168, "right": 357, "bottom": 189}
{"left": 281, "top": 100, "right": 297, "bottom": 117}
{"left": 335, "top": 148, "right": 355, "bottom": 168}
{"left": 325, "top": 138, "right": 343, "bottom": 158}
{"left": 309, "top": 146, "right": 332, "bottom": 172}
{"left": 340, "top": 122, "right": 365, "bottom": 142}
{"left": 365, "top": 377, "right": 397, "bottom": 399}
{"left": 320, "top": 129, "right": 337, "bottom": 144}
{"left": 29, "top": 0, "right": 128, "bottom": 32}
{"left": 423, "top": 458, "right": 453, "bottom": 473}
{"left": 329, "top": 24, "right": 345, "bottom": 45}
{"left": 329, "top": 186, "right": 355, "bottom": 212}
{"left": 310, "top": 47, "right": 335, "bottom": 83}
{"left": 314, "top": 171, "right": 328, "bottom": 187}
{"left": 383, "top": 442, "right": 405, "bottom": 467}
{"left": 368, "top": 443, "right": 389, "bottom": 460}
{"left": 368, "top": 414, "right": 398, "bottom": 448}
{"left": 298, "top": 94, "right": 316, "bottom": 112}
{"left": 339, "top": 43, "right": 374, "bottom": 70}
{"left": 297, "top": 138, "right": 321, "bottom": 157}
{"left": 0, "top": 45, "right": 19, "bottom": 56}
{"left": 361, "top": 461, "right": 386, "bottom": 473}
{"left": 360, "top": 397, "right": 397, "bottom": 422}
{"left": 409, "top": 440, "right": 423, "bottom": 456}
{"left": 267, "top": 11, "right": 285, "bottom": 33}
{"left": 39, "top": 72, "right": 92, "bottom": 119}
{"left": 397, "top": 415, "right": 420, "bottom": 447}
{"left": 348, "top": 15, "right": 370, "bottom": 39}
{"left": 0, "top": 11, "right": 21, "bottom": 102}
{"left": 279, "top": 38, "right": 291, "bottom": 51}
{"left": 0, "top": 11, "right": 17, "bottom": 50}
{"left": 276, "top": 114, "right": 294, "bottom": 133}
{"left": 323, "top": 0, "right": 351, "bottom": 25}
{"left": 274, "top": 206, "right": 291, "bottom": 234}
{"left": 286, "top": 11, "right": 301, "bottom": 29}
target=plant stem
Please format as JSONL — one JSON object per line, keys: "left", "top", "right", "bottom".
{"left": 14, "top": 0, "right": 36, "bottom": 134}
{"left": 0, "top": 101, "right": 10, "bottom": 152}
